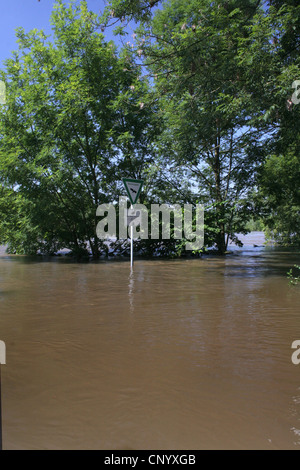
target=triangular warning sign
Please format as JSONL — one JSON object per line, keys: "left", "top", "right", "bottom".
{"left": 122, "top": 178, "right": 144, "bottom": 205}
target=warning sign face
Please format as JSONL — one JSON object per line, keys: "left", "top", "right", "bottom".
{"left": 122, "top": 178, "right": 144, "bottom": 205}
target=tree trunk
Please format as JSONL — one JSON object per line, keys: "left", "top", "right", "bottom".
{"left": 214, "top": 130, "right": 226, "bottom": 255}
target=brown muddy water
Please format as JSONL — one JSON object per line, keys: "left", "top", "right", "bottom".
{"left": 0, "top": 233, "right": 300, "bottom": 450}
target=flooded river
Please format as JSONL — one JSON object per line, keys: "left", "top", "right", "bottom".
{"left": 0, "top": 233, "right": 300, "bottom": 450}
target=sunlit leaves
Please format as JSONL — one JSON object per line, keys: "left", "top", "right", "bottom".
{"left": 0, "top": 0, "right": 156, "bottom": 258}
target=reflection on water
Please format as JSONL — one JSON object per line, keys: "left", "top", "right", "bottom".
{"left": 0, "top": 235, "right": 300, "bottom": 449}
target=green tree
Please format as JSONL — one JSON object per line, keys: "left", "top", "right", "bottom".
{"left": 0, "top": 0, "right": 157, "bottom": 258}
{"left": 130, "top": 0, "right": 276, "bottom": 254}
{"left": 101, "top": 0, "right": 162, "bottom": 27}
{"left": 254, "top": 1, "right": 300, "bottom": 245}
{"left": 104, "top": 0, "right": 300, "bottom": 253}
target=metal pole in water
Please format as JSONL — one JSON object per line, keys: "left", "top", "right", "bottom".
{"left": 130, "top": 205, "right": 134, "bottom": 268}
{"left": 122, "top": 178, "right": 143, "bottom": 269}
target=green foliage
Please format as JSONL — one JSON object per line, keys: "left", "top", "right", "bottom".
{"left": 131, "top": 0, "right": 274, "bottom": 253}
{"left": 101, "top": 0, "right": 162, "bottom": 27}
{"left": 0, "top": 186, "right": 41, "bottom": 254}
{"left": 252, "top": 1, "right": 300, "bottom": 245}
{"left": 245, "top": 217, "right": 264, "bottom": 232}
{"left": 101, "top": 0, "right": 300, "bottom": 254}
{"left": 1, "top": 0, "right": 300, "bottom": 258}
{"left": 0, "top": 0, "right": 158, "bottom": 259}
{"left": 258, "top": 151, "right": 300, "bottom": 245}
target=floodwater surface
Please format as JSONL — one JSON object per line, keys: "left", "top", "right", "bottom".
{"left": 0, "top": 234, "right": 300, "bottom": 450}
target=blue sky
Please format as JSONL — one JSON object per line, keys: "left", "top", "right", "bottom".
{"left": 0, "top": 0, "right": 115, "bottom": 68}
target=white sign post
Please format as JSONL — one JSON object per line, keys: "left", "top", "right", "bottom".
{"left": 0, "top": 341, "right": 6, "bottom": 451}
{"left": 130, "top": 219, "right": 133, "bottom": 269}
{"left": 122, "top": 178, "right": 144, "bottom": 268}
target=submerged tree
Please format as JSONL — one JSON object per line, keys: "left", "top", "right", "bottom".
{"left": 129, "top": 0, "right": 276, "bottom": 253}
{"left": 103, "top": 0, "right": 300, "bottom": 253}
{"left": 255, "top": 0, "right": 300, "bottom": 245}
{"left": 2, "top": 0, "right": 299, "bottom": 257}
{"left": 0, "top": 0, "right": 158, "bottom": 258}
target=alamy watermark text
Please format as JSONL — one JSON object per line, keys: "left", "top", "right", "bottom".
{"left": 96, "top": 197, "right": 204, "bottom": 251}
